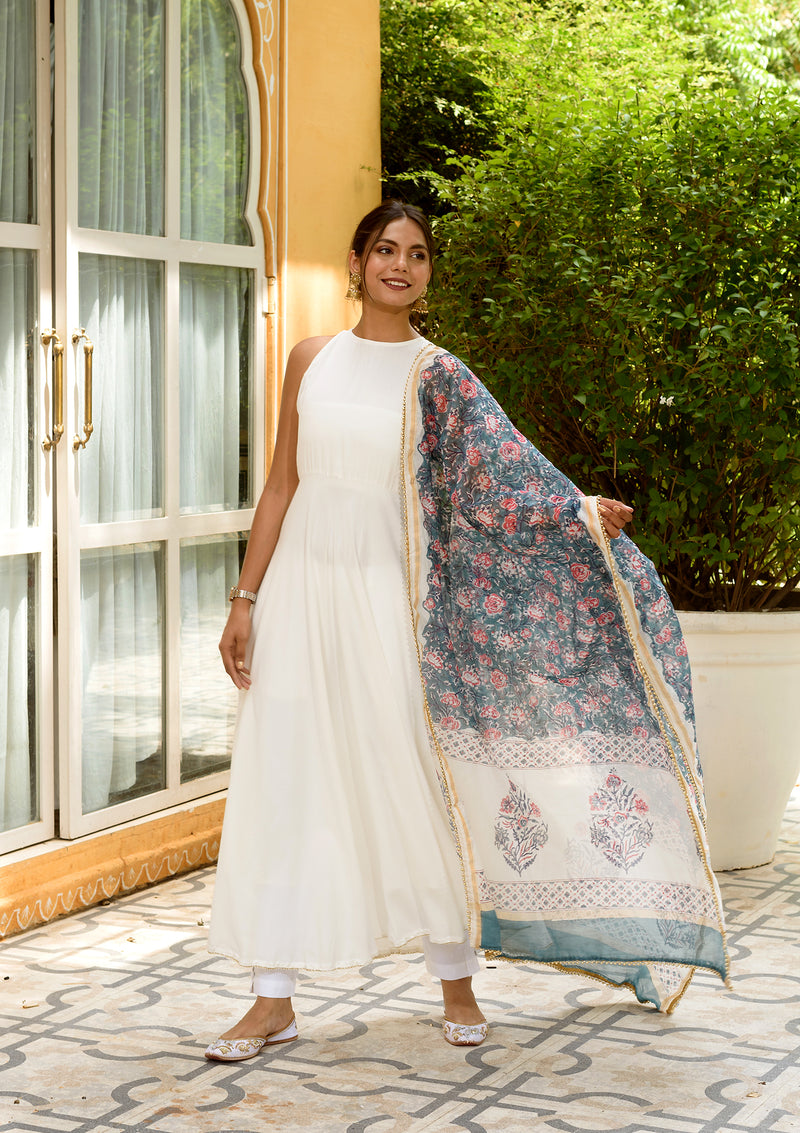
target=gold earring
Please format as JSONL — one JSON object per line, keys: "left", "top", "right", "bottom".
{"left": 411, "top": 288, "right": 428, "bottom": 315}
{"left": 345, "top": 272, "right": 362, "bottom": 301}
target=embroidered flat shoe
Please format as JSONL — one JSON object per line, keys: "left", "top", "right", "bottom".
{"left": 204, "top": 1016, "right": 298, "bottom": 1061}
{"left": 442, "top": 1018, "right": 489, "bottom": 1047}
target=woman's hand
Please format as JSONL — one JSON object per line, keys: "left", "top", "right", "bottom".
{"left": 219, "top": 602, "right": 253, "bottom": 689}
{"left": 597, "top": 497, "right": 633, "bottom": 539}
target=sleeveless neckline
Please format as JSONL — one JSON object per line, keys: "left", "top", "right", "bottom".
{"left": 346, "top": 330, "right": 428, "bottom": 348}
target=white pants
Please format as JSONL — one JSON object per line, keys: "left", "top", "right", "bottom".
{"left": 251, "top": 937, "right": 479, "bottom": 997}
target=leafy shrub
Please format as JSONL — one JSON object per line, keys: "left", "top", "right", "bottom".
{"left": 380, "top": 0, "right": 497, "bottom": 213}
{"left": 429, "top": 92, "right": 800, "bottom": 611}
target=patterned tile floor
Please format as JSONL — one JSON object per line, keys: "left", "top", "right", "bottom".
{"left": 3, "top": 793, "right": 800, "bottom": 1133}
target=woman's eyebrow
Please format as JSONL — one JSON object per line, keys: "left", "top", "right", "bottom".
{"left": 376, "top": 238, "right": 428, "bottom": 251}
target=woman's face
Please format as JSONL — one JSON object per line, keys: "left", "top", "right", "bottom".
{"left": 350, "top": 217, "right": 432, "bottom": 312}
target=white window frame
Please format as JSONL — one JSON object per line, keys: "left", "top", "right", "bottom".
{"left": 52, "top": 0, "right": 269, "bottom": 839}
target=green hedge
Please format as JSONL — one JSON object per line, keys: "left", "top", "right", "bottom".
{"left": 429, "top": 92, "right": 800, "bottom": 610}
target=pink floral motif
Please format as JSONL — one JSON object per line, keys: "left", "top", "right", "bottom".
{"left": 484, "top": 594, "right": 506, "bottom": 615}
{"left": 490, "top": 670, "right": 508, "bottom": 689}
{"left": 494, "top": 779, "right": 549, "bottom": 875}
{"left": 499, "top": 440, "right": 522, "bottom": 461}
{"left": 460, "top": 378, "right": 478, "bottom": 398}
{"left": 466, "top": 446, "right": 482, "bottom": 466}
{"left": 571, "top": 564, "right": 590, "bottom": 582}
{"left": 589, "top": 770, "right": 654, "bottom": 872}
{"left": 502, "top": 514, "right": 518, "bottom": 535}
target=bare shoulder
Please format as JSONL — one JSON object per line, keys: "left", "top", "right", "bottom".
{"left": 287, "top": 335, "right": 334, "bottom": 375}
{"left": 279, "top": 335, "right": 334, "bottom": 409}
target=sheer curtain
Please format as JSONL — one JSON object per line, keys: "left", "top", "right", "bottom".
{"left": 178, "top": 0, "right": 252, "bottom": 781}
{"left": 0, "top": 0, "right": 38, "bottom": 833}
{"left": 181, "top": 0, "right": 250, "bottom": 245}
{"left": 0, "top": 252, "right": 37, "bottom": 833}
{"left": 0, "top": 0, "right": 37, "bottom": 224}
{"left": 78, "top": 256, "right": 164, "bottom": 813}
{"left": 79, "top": 0, "right": 164, "bottom": 234}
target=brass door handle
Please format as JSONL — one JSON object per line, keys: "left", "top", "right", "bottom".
{"left": 72, "top": 328, "right": 94, "bottom": 451}
{"left": 41, "top": 329, "right": 65, "bottom": 451}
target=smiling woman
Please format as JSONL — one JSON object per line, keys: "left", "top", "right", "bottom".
{"left": 203, "top": 198, "right": 726, "bottom": 1064}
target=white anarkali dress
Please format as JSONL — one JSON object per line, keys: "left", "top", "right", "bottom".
{"left": 208, "top": 330, "right": 469, "bottom": 971}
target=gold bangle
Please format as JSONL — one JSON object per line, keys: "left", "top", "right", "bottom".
{"left": 228, "top": 586, "right": 257, "bottom": 603}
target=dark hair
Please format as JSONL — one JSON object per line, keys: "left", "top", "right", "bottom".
{"left": 349, "top": 199, "right": 435, "bottom": 271}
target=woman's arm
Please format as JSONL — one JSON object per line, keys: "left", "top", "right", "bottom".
{"left": 219, "top": 336, "right": 331, "bottom": 689}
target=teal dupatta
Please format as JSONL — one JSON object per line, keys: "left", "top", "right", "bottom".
{"left": 401, "top": 345, "right": 728, "bottom": 1012}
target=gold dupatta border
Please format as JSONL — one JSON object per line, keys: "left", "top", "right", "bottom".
{"left": 582, "top": 495, "right": 731, "bottom": 995}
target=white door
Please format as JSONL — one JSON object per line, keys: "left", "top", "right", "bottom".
{"left": 0, "top": 0, "right": 269, "bottom": 848}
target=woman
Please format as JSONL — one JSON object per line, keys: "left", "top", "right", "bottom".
{"left": 206, "top": 201, "right": 727, "bottom": 1061}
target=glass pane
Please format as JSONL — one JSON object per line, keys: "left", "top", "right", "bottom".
{"left": 0, "top": 0, "right": 37, "bottom": 224}
{"left": 181, "top": 0, "right": 252, "bottom": 245}
{"left": 0, "top": 249, "right": 37, "bottom": 529}
{"left": 81, "top": 542, "right": 164, "bottom": 814}
{"left": 79, "top": 254, "right": 164, "bottom": 523}
{"left": 0, "top": 554, "right": 38, "bottom": 832}
{"left": 179, "top": 264, "right": 252, "bottom": 513}
{"left": 180, "top": 533, "right": 246, "bottom": 782}
{"left": 78, "top": 0, "right": 164, "bottom": 235}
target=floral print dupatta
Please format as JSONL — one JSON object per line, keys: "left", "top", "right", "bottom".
{"left": 401, "top": 346, "right": 728, "bottom": 1012}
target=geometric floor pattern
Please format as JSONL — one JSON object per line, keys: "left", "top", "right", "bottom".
{"left": 3, "top": 793, "right": 800, "bottom": 1132}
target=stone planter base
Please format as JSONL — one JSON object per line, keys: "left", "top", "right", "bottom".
{"left": 677, "top": 611, "right": 800, "bottom": 871}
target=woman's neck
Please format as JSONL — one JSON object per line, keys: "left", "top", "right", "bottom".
{"left": 351, "top": 308, "right": 420, "bottom": 343}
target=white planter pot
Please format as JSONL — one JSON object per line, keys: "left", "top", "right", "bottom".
{"left": 677, "top": 610, "right": 800, "bottom": 871}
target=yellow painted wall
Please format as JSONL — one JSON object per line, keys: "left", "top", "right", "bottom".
{"left": 279, "top": 0, "right": 382, "bottom": 354}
